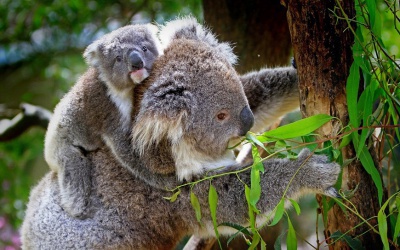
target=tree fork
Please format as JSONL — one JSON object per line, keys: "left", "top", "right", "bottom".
{"left": 286, "top": 0, "right": 384, "bottom": 249}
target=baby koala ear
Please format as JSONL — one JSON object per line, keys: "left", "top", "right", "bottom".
{"left": 83, "top": 40, "right": 103, "bottom": 67}
{"left": 159, "top": 16, "right": 237, "bottom": 65}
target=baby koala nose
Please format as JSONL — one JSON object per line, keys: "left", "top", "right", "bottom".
{"left": 239, "top": 106, "right": 254, "bottom": 136}
{"left": 129, "top": 51, "right": 144, "bottom": 70}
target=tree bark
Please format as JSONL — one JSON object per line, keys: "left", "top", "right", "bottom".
{"left": 202, "top": 0, "right": 292, "bottom": 74}
{"left": 287, "top": 0, "right": 384, "bottom": 249}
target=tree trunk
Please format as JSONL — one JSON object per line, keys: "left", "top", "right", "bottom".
{"left": 287, "top": 0, "right": 384, "bottom": 249}
{"left": 202, "top": 0, "right": 292, "bottom": 74}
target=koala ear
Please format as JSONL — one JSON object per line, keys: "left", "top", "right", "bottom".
{"left": 159, "top": 16, "right": 237, "bottom": 65}
{"left": 132, "top": 75, "right": 191, "bottom": 155}
{"left": 83, "top": 40, "right": 103, "bottom": 67}
{"left": 145, "top": 23, "right": 163, "bottom": 55}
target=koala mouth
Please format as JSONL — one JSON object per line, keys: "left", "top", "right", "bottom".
{"left": 130, "top": 68, "right": 149, "bottom": 84}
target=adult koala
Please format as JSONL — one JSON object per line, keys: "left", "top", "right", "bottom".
{"left": 21, "top": 18, "right": 340, "bottom": 249}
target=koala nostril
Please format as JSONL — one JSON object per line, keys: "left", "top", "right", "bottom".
{"left": 239, "top": 106, "right": 254, "bottom": 136}
{"left": 129, "top": 51, "right": 144, "bottom": 69}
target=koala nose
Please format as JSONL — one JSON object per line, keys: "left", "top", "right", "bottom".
{"left": 239, "top": 106, "right": 254, "bottom": 136}
{"left": 129, "top": 51, "right": 144, "bottom": 69}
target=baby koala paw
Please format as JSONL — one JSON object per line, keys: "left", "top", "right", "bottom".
{"left": 297, "top": 148, "right": 342, "bottom": 198}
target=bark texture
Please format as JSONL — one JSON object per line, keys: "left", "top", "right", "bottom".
{"left": 202, "top": 0, "right": 292, "bottom": 74}
{"left": 287, "top": 0, "right": 383, "bottom": 249}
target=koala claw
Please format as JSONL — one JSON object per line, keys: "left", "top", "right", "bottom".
{"left": 324, "top": 186, "right": 342, "bottom": 199}
{"left": 61, "top": 195, "right": 91, "bottom": 219}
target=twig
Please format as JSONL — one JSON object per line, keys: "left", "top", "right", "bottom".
{"left": 0, "top": 103, "right": 52, "bottom": 141}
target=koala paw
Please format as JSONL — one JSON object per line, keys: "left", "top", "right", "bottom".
{"left": 60, "top": 190, "right": 91, "bottom": 219}
{"left": 298, "top": 148, "right": 341, "bottom": 198}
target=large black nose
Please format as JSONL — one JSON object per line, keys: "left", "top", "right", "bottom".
{"left": 239, "top": 106, "right": 254, "bottom": 136}
{"left": 129, "top": 51, "right": 144, "bottom": 69}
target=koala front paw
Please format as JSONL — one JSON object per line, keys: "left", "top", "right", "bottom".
{"left": 298, "top": 148, "right": 341, "bottom": 197}
{"left": 60, "top": 190, "right": 91, "bottom": 219}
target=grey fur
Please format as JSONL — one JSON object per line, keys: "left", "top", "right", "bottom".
{"left": 44, "top": 23, "right": 161, "bottom": 218}
{"left": 22, "top": 18, "right": 340, "bottom": 249}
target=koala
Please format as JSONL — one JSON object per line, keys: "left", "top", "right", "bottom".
{"left": 44, "top": 23, "right": 162, "bottom": 218}
{"left": 21, "top": 17, "right": 341, "bottom": 249}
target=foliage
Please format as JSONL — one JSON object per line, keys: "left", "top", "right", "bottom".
{"left": 0, "top": 0, "right": 203, "bottom": 66}
{"left": 0, "top": 128, "right": 45, "bottom": 249}
{"left": 167, "top": 115, "right": 335, "bottom": 248}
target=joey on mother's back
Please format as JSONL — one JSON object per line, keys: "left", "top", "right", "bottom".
{"left": 44, "top": 23, "right": 161, "bottom": 218}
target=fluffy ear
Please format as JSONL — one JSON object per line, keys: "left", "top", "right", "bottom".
{"left": 83, "top": 40, "right": 102, "bottom": 67}
{"left": 159, "top": 16, "right": 237, "bottom": 65}
{"left": 132, "top": 74, "right": 191, "bottom": 155}
{"left": 145, "top": 23, "right": 163, "bottom": 55}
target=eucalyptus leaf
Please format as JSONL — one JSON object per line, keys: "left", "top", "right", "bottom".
{"left": 378, "top": 210, "right": 389, "bottom": 250}
{"left": 208, "top": 184, "right": 222, "bottom": 249}
{"left": 258, "top": 114, "right": 334, "bottom": 142}
{"left": 346, "top": 62, "right": 360, "bottom": 129}
{"left": 269, "top": 199, "right": 285, "bottom": 226}
{"left": 190, "top": 191, "right": 202, "bottom": 224}
{"left": 286, "top": 217, "right": 297, "bottom": 250}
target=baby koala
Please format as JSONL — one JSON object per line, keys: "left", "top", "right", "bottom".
{"left": 44, "top": 23, "right": 162, "bottom": 218}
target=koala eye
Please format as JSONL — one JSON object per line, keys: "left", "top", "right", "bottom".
{"left": 142, "top": 46, "right": 148, "bottom": 52}
{"left": 116, "top": 55, "right": 122, "bottom": 62}
{"left": 216, "top": 111, "right": 230, "bottom": 122}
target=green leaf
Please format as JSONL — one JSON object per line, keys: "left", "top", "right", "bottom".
{"left": 224, "top": 222, "right": 252, "bottom": 247}
{"left": 274, "top": 231, "right": 285, "bottom": 250}
{"left": 261, "top": 239, "right": 266, "bottom": 250}
{"left": 378, "top": 210, "right": 389, "bottom": 250}
{"left": 248, "top": 233, "right": 261, "bottom": 250}
{"left": 354, "top": 134, "right": 383, "bottom": 204}
{"left": 394, "top": 196, "right": 400, "bottom": 244}
{"left": 366, "top": 0, "right": 382, "bottom": 37}
{"left": 346, "top": 62, "right": 361, "bottom": 129}
{"left": 163, "top": 189, "right": 181, "bottom": 202}
{"left": 352, "top": 28, "right": 368, "bottom": 72}
{"left": 208, "top": 184, "right": 222, "bottom": 248}
{"left": 357, "top": 79, "right": 377, "bottom": 156}
{"left": 190, "top": 191, "right": 202, "bottom": 224}
{"left": 245, "top": 185, "right": 256, "bottom": 230}
{"left": 219, "top": 222, "right": 251, "bottom": 236}
{"left": 251, "top": 145, "right": 265, "bottom": 173}
{"left": 330, "top": 231, "right": 365, "bottom": 250}
{"left": 289, "top": 199, "right": 301, "bottom": 215}
{"left": 249, "top": 167, "right": 261, "bottom": 211}
{"left": 339, "top": 129, "right": 352, "bottom": 149}
{"left": 246, "top": 132, "right": 268, "bottom": 152}
{"left": 269, "top": 199, "right": 285, "bottom": 226}
{"left": 286, "top": 217, "right": 297, "bottom": 250}
{"left": 258, "top": 114, "right": 334, "bottom": 142}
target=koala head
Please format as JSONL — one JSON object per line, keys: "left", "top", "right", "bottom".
{"left": 133, "top": 18, "right": 254, "bottom": 181}
{"left": 83, "top": 23, "right": 162, "bottom": 92}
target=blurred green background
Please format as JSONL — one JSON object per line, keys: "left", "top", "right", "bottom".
{"left": 0, "top": 0, "right": 398, "bottom": 249}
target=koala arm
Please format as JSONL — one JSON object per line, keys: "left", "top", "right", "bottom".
{"left": 187, "top": 149, "right": 340, "bottom": 236}
{"left": 102, "top": 125, "right": 179, "bottom": 189}
{"left": 240, "top": 67, "right": 299, "bottom": 133}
